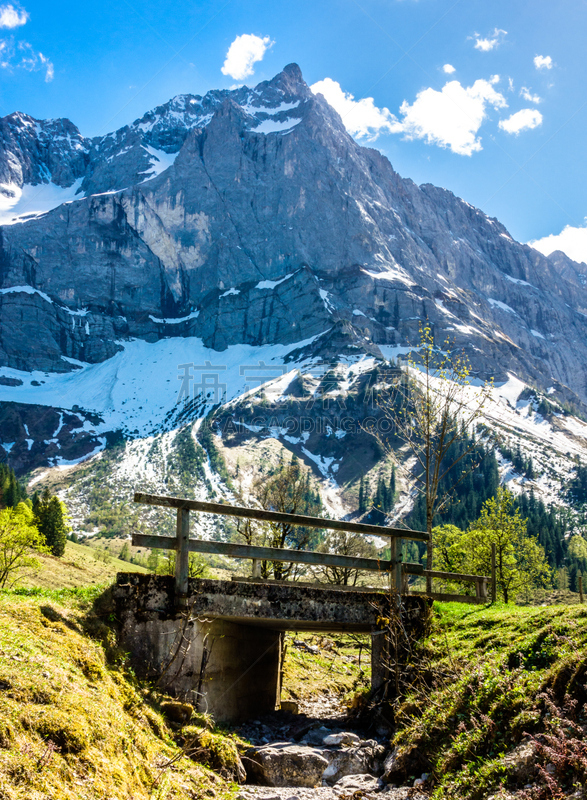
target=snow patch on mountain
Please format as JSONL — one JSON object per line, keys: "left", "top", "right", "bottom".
{"left": 253, "top": 117, "right": 303, "bottom": 134}
{"left": 0, "top": 285, "right": 53, "bottom": 303}
{"left": 488, "top": 298, "right": 517, "bottom": 314}
{"left": 141, "top": 146, "right": 177, "bottom": 180}
{"left": 0, "top": 178, "right": 84, "bottom": 225}
{"left": 0, "top": 333, "right": 325, "bottom": 437}
{"left": 255, "top": 272, "right": 295, "bottom": 289}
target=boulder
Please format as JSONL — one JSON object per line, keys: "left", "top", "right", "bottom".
{"left": 334, "top": 773, "right": 381, "bottom": 792}
{"left": 381, "top": 746, "right": 413, "bottom": 781}
{"left": 499, "top": 741, "right": 537, "bottom": 782}
{"left": 245, "top": 743, "right": 330, "bottom": 787}
{"left": 323, "top": 732, "right": 361, "bottom": 746}
{"left": 321, "top": 745, "right": 383, "bottom": 785}
{"left": 300, "top": 726, "right": 332, "bottom": 746}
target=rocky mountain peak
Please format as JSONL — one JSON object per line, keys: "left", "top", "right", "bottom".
{"left": 1, "top": 64, "right": 587, "bottom": 429}
{"left": 263, "top": 62, "right": 308, "bottom": 94}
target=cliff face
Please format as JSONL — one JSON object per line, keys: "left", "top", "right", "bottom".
{"left": 1, "top": 63, "right": 587, "bottom": 452}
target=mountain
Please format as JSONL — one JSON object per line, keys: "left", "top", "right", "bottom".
{"left": 1, "top": 63, "right": 587, "bottom": 484}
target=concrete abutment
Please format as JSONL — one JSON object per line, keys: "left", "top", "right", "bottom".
{"left": 113, "top": 574, "right": 428, "bottom": 723}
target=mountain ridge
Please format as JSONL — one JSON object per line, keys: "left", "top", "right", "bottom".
{"left": 1, "top": 63, "right": 587, "bottom": 478}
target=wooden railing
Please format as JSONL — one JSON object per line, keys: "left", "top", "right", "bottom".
{"left": 404, "top": 564, "right": 492, "bottom": 604}
{"left": 131, "top": 492, "right": 494, "bottom": 608}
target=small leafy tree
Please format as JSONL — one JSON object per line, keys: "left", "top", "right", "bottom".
{"left": 568, "top": 534, "right": 587, "bottom": 561}
{"left": 119, "top": 541, "right": 131, "bottom": 562}
{"left": 432, "top": 524, "right": 468, "bottom": 574}
{"left": 154, "top": 550, "right": 208, "bottom": 578}
{"left": 375, "top": 323, "right": 493, "bottom": 591}
{"left": 0, "top": 502, "right": 48, "bottom": 588}
{"left": 241, "top": 454, "right": 322, "bottom": 580}
{"left": 314, "top": 530, "right": 377, "bottom": 586}
{"left": 466, "top": 488, "right": 551, "bottom": 602}
{"left": 148, "top": 548, "right": 162, "bottom": 572}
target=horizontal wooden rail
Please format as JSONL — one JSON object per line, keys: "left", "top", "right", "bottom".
{"left": 134, "top": 492, "right": 429, "bottom": 542}
{"left": 132, "top": 533, "right": 423, "bottom": 574}
{"left": 403, "top": 566, "right": 491, "bottom": 583}
{"left": 409, "top": 591, "right": 487, "bottom": 605}
{"left": 402, "top": 562, "right": 424, "bottom": 575}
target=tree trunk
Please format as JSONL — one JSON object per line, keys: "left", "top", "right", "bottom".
{"left": 426, "top": 511, "right": 433, "bottom": 595}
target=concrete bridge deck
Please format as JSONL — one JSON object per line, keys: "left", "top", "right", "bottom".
{"left": 114, "top": 574, "right": 428, "bottom": 722}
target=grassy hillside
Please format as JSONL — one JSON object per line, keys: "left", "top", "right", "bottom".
{"left": 391, "top": 601, "right": 587, "bottom": 798}
{"left": 0, "top": 587, "right": 238, "bottom": 800}
{"left": 17, "top": 540, "right": 148, "bottom": 590}
{"left": 281, "top": 632, "right": 372, "bottom": 712}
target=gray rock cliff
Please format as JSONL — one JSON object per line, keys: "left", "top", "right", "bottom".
{"left": 1, "top": 63, "right": 587, "bottom": 405}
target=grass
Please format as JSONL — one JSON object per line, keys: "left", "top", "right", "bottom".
{"left": 390, "top": 600, "right": 587, "bottom": 798}
{"left": 281, "top": 632, "right": 371, "bottom": 709}
{"left": 0, "top": 587, "right": 238, "bottom": 800}
{"left": 16, "top": 540, "right": 148, "bottom": 591}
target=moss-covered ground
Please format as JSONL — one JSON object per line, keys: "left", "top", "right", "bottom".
{"left": 3, "top": 577, "right": 587, "bottom": 799}
{"left": 0, "top": 587, "right": 238, "bottom": 800}
{"left": 17, "top": 540, "right": 148, "bottom": 590}
{"left": 392, "top": 601, "right": 587, "bottom": 798}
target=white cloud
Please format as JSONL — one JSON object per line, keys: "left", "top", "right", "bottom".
{"left": 472, "top": 28, "right": 507, "bottom": 52}
{"left": 534, "top": 54, "right": 553, "bottom": 70}
{"left": 0, "top": 37, "right": 53, "bottom": 80}
{"left": 310, "top": 78, "right": 401, "bottom": 140}
{"left": 530, "top": 220, "right": 587, "bottom": 263}
{"left": 221, "top": 34, "right": 273, "bottom": 81}
{"left": 442, "top": 64, "right": 456, "bottom": 74}
{"left": 520, "top": 86, "right": 541, "bottom": 103}
{"left": 0, "top": 4, "right": 28, "bottom": 29}
{"left": 394, "top": 76, "right": 507, "bottom": 156}
{"left": 498, "top": 108, "right": 542, "bottom": 135}
{"left": 39, "top": 51, "right": 53, "bottom": 82}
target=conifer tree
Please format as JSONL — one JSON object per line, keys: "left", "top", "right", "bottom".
{"left": 375, "top": 475, "right": 385, "bottom": 510}
{"left": 33, "top": 489, "right": 69, "bottom": 557}
{"left": 387, "top": 466, "right": 396, "bottom": 511}
{"left": 0, "top": 464, "right": 27, "bottom": 508}
{"left": 44, "top": 497, "right": 68, "bottom": 557}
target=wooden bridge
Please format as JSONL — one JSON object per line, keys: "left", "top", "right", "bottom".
{"left": 131, "top": 492, "right": 494, "bottom": 605}
{"left": 115, "top": 493, "right": 494, "bottom": 721}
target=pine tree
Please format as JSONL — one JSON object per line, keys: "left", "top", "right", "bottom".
{"left": 44, "top": 498, "right": 68, "bottom": 557}
{"left": 375, "top": 476, "right": 385, "bottom": 510}
{"left": 34, "top": 490, "right": 68, "bottom": 557}
{"left": 385, "top": 466, "right": 396, "bottom": 512}
{"left": 0, "top": 464, "right": 27, "bottom": 508}
{"left": 358, "top": 477, "right": 365, "bottom": 514}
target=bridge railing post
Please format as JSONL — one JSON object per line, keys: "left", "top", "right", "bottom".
{"left": 389, "top": 538, "right": 403, "bottom": 594}
{"left": 175, "top": 507, "right": 190, "bottom": 610}
{"left": 476, "top": 577, "right": 488, "bottom": 602}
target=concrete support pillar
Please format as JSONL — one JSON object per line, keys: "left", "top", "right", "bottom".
{"left": 371, "top": 629, "right": 389, "bottom": 692}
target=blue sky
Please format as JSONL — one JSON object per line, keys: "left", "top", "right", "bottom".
{"left": 1, "top": 0, "right": 586, "bottom": 256}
